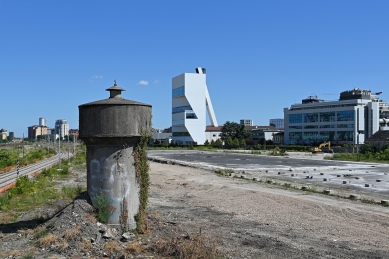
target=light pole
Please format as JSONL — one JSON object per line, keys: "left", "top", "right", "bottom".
{"left": 58, "top": 126, "right": 61, "bottom": 169}
{"left": 67, "top": 134, "right": 70, "bottom": 164}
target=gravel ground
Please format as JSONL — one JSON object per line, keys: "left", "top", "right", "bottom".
{"left": 1, "top": 158, "right": 389, "bottom": 258}
{"left": 148, "top": 161, "right": 389, "bottom": 258}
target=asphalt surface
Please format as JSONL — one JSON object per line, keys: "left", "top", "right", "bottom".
{"left": 148, "top": 150, "right": 389, "bottom": 195}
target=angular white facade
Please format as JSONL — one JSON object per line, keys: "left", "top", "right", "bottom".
{"left": 172, "top": 68, "right": 218, "bottom": 145}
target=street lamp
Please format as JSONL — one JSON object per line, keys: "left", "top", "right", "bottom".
{"left": 57, "top": 125, "right": 61, "bottom": 169}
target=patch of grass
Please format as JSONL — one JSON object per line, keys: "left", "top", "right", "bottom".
{"left": 215, "top": 169, "right": 234, "bottom": 176}
{"left": 39, "top": 234, "right": 57, "bottom": 247}
{"left": 125, "top": 243, "right": 142, "bottom": 254}
{"left": 154, "top": 233, "right": 221, "bottom": 259}
{"left": 63, "top": 225, "right": 81, "bottom": 240}
{"left": 34, "top": 228, "right": 49, "bottom": 239}
{"left": 92, "top": 191, "right": 115, "bottom": 224}
{"left": 105, "top": 241, "right": 121, "bottom": 256}
{"left": 61, "top": 185, "right": 85, "bottom": 199}
{"left": 361, "top": 198, "right": 376, "bottom": 204}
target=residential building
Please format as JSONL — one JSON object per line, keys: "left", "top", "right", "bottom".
{"left": 272, "top": 132, "right": 284, "bottom": 145}
{"left": 55, "top": 119, "right": 69, "bottom": 139}
{"left": 69, "top": 129, "right": 79, "bottom": 137}
{"left": 0, "top": 129, "right": 7, "bottom": 140}
{"left": 28, "top": 125, "right": 48, "bottom": 140}
{"left": 284, "top": 89, "right": 389, "bottom": 145}
{"left": 172, "top": 67, "right": 218, "bottom": 145}
{"left": 240, "top": 119, "right": 253, "bottom": 126}
{"left": 269, "top": 118, "right": 284, "bottom": 130}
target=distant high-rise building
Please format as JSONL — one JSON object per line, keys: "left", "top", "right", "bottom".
{"left": 39, "top": 117, "right": 47, "bottom": 126}
{"left": 9, "top": 132, "right": 14, "bottom": 140}
{"left": 240, "top": 119, "right": 253, "bottom": 126}
{"left": 55, "top": 119, "right": 69, "bottom": 139}
{"left": 269, "top": 118, "right": 284, "bottom": 130}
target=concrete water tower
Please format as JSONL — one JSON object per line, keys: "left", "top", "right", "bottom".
{"left": 78, "top": 80, "right": 152, "bottom": 229}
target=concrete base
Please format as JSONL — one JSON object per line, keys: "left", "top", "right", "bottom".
{"left": 86, "top": 144, "right": 139, "bottom": 230}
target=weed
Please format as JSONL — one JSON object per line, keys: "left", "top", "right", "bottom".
{"left": 215, "top": 169, "right": 234, "bottom": 176}
{"left": 34, "top": 228, "right": 49, "bottom": 239}
{"left": 154, "top": 233, "right": 220, "bottom": 259}
{"left": 39, "top": 234, "right": 57, "bottom": 247}
{"left": 361, "top": 198, "right": 376, "bottom": 204}
{"left": 63, "top": 225, "right": 80, "bottom": 240}
{"left": 134, "top": 130, "right": 152, "bottom": 234}
{"left": 92, "top": 191, "right": 115, "bottom": 224}
{"left": 23, "top": 253, "right": 34, "bottom": 259}
{"left": 125, "top": 243, "right": 142, "bottom": 254}
{"left": 85, "top": 213, "right": 97, "bottom": 223}
{"left": 77, "top": 238, "right": 93, "bottom": 253}
{"left": 105, "top": 241, "right": 121, "bottom": 256}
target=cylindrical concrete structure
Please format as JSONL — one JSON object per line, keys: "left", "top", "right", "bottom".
{"left": 79, "top": 81, "right": 151, "bottom": 229}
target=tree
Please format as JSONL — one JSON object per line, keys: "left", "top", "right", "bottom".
{"left": 204, "top": 139, "right": 210, "bottom": 146}
{"left": 221, "top": 121, "right": 252, "bottom": 141}
{"left": 210, "top": 139, "right": 215, "bottom": 146}
{"left": 214, "top": 138, "right": 222, "bottom": 147}
{"left": 233, "top": 138, "right": 239, "bottom": 147}
{"left": 240, "top": 139, "right": 246, "bottom": 147}
{"left": 226, "top": 136, "right": 234, "bottom": 146}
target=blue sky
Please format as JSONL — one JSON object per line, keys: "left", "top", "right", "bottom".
{"left": 1, "top": 1, "right": 388, "bottom": 137}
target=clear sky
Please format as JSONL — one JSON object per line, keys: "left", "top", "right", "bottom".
{"left": 1, "top": 0, "right": 388, "bottom": 137}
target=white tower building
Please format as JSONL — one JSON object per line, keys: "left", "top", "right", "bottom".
{"left": 172, "top": 67, "right": 218, "bottom": 145}
{"left": 55, "top": 119, "right": 69, "bottom": 139}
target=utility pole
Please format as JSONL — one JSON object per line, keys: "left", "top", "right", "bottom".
{"left": 67, "top": 134, "right": 70, "bottom": 164}
{"left": 58, "top": 126, "right": 61, "bottom": 169}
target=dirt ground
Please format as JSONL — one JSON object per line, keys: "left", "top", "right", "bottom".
{"left": 1, "top": 160, "right": 389, "bottom": 258}
{"left": 147, "top": 161, "right": 389, "bottom": 259}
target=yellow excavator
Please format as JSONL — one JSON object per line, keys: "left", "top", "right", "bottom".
{"left": 272, "top": 146, "right": 289, "bottom": 156}
{"left": 311, "top": 142, "right": 333, "bottom": 153}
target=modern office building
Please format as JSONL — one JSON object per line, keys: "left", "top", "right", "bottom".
{"left": 284, "top": 89, "right": 389, "bottom": 145}
{"left": 9, "top": 132, "right": 14, "bottom": 140}
{"left": 172, "top": 67, "right": 218, "bottom": 145}
{"left": 55, "top": 119, "right": 69, "bottom": 139}
{"left": 269, "top": 118, "right": 284, "bottom": 130}
{"left": 240, "top": 119, "right": 253, "bottom": 126}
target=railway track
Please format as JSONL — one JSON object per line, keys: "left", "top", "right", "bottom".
{"left": 0, "top": 152, "right": 71, "bottom": 191}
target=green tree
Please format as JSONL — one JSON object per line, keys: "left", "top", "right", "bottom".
{"left": 233, "top": 138, "right": 239, "bottom": 147}
{"left": 226, "top": 136, "right": 234, "bottom": 146}
{"left": 214, "top": 139, "right": 222, "bottom": 147}
{"left": 204, "top": 139, "right": 210, "bottom": 146}
{"left": 240, "top": 139, "right": 246, "bottom": 147}
{"left": 221, "top": 121, "right": 252, "bottom": 141}
{"left": 210, "top": 139, "right": 215, "bottom": 146}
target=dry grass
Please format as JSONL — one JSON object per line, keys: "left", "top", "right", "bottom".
{"left": 105, "top": 240, "right": 122, "bottom": 256}
{"left": 63, "top": 225, "right": 80, "bottom": 240}
{"left": 85, "top": 213, "right": 97, "bottom": 223}
{"left": 39, "top": 234, "right": 58, "bottom": 247}
{"left": 125, "top": 243, "right": 142, "bottom": 254}
{"left": 154, "top": 233, "right": 220, "bottom": 259}
{"left": 77, "top": 237, "right": 93, "bottom": 253}
{"left": 57, "top": 239, "right": 69, "bottom": 250}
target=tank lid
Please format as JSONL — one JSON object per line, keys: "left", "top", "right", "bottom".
{"left": 106, "top": 80, "right": 125, "bottom": 98}
{"left": 79, "top": 80, "right": 151, "bottom": 107}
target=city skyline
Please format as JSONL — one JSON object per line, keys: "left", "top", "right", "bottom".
{"left": 1, "top": 1, "right": 388, "bottom": 137}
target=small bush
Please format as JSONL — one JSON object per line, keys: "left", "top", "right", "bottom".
{"left": 92, "top": 191, "right": 115, "bottom": 224}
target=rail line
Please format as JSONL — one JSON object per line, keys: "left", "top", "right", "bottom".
{"left": 0, "top": 152, "right": 71, "bottom": 192}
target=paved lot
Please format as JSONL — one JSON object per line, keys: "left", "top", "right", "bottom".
{"left": 148, "top": 150, "right": 389, "bottom": 195}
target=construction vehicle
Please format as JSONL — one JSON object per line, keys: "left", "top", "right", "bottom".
{"left": 311, "top": 142, "right": 333, "bottom": 153}
{"left": 271, "top": 146, "right": 289, "bottom": 156}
